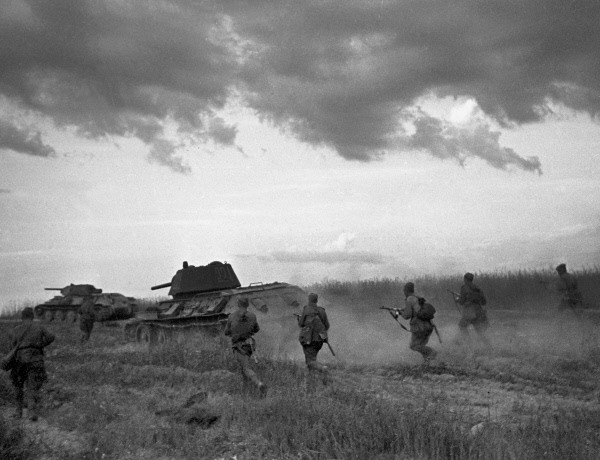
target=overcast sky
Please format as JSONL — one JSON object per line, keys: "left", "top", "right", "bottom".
{"left": 1, "top": 0, "right": 599, "bottom": 306}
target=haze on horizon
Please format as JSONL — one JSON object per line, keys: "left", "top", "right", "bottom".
{"left": 1, "top": 0, "right": 599, "bottom": 307}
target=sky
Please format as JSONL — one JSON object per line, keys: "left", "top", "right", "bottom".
{"left": 1, "top": 0, "right": 599, "bottom": 307}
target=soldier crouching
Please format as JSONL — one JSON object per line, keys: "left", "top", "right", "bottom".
{"left": 8, "top": 307, "right": 55, "bottom": 421}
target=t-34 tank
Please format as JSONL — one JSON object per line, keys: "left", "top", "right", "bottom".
{"left": 124, "top": 260, "right": 306, "bottom": 344}
{"left": 34, "top": 284, "right": 138, "bottom": 323}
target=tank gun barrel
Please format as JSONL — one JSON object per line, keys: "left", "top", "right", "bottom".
{"left": 44, "top": 288, "right": 64, "bottom": 291}
{"left": 151, "top": 282, "right": 172, "bottom": 291}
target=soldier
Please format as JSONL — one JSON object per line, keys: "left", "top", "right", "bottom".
{"left": 555, "top": 263, "right": 583, "bottom": 311}
{"left": 297, "top": 293, "right": 330, "bottom": 386}
{"left": 224, "top": 297, "right": 267, "bottom": 397}
{"left": 79, "top": 295, "right": 95, "bottom": 343}
{"left": 397, "top": 282, "right": 437, "bottom": 365}
{"left": 454, "top": 272, "right": 491, "bottom": 349}
{"left": 8, "top": 307, "right": 55, "bottom": 421}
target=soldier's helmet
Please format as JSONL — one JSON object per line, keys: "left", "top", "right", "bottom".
{"left": 403, "top": 282, "right": 415, "bottom": 293}
{"left": 238, "top": 297, "right": 249, "bottom": 308}
{"left": 21, "top": 307, "right": 34, "bottom": 320}
{"left": 464, "top": 272, "right": 474, "bottom": 282}
{"left": 556, "top": 263, "right": 567, "bottom": 273}
{"left": 308, "top": 293, "right": 318, "bottom": 303}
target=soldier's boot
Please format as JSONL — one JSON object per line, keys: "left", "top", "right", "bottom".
{"left": 28, "top": 394, "right": 40, "bottom": 422}
{"left": 425, "top": 348, "right": 438, "bottom": 365}
{"left": 258, "top": 382, "right": 268, "bottom": 398}
{"left": 13, "top": 390, "right": 24, "bottom": 419}
{"left": 13, "top": 402, "right": 23, "bottom": 419}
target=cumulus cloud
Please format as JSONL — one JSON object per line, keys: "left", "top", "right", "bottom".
{"left": 404, "top": 112, "right": 542, "bottom": 173}
{"left": 0, "top": 189, "right": 11, "bottom": 194}
{"left": 1, "top": 1, "right": 599, "bottom": 172}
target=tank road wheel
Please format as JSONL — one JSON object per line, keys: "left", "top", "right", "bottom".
{"left": 157, "top": 328, "right": 169, "bottom": 345}
{"left": 55, "top": 310, "right": 66, "bottom": 322}
{"left": 66, "top": 310, "right": 77, "bottom": 323}
{"left": 43, "top": 310, "right": 54, "bottom": 322}
{"left": 136, "top": 324, "right": 156, "bottom": 345}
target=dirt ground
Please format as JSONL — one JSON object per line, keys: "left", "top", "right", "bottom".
{"left": 1, "top": 306, "right": 599, "bottom": 459}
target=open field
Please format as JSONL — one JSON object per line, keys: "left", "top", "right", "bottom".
{"left": 1, "top": 269, "right": 600, "bottom": 459}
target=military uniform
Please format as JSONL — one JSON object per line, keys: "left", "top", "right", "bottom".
{"left": 9, "top": 312, "right": 55, "bottom": 420}
{"left": 400, "top": 293, "right": 436, "bottom": 363}
{"left": 298, "top": 293, "right": 330, "bottom": 384}
{"left": 456, "top": 273, "right": 491, "bottom": 348}
{"left": 555, "top": 264, "right": 583, "bottom": 311}
{"left": 224, "top": 298, "right": 266, "bottom": 396}
{"left": 79, "top": 297, "right": 95, "bottom": 342}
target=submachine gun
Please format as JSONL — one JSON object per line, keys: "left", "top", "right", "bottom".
{"left": 379, "top": 306, "right": 442, "bottom": 343}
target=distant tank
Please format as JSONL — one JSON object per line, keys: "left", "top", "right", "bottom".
{"left": 124, "top": 261, "right": 306, "bottom": 344}
{"left": 34, "top": 284, "right": 138, "bottom": 323}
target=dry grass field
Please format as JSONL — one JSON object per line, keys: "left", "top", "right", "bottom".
{"left": 1, "top": 268, "right": 599, "bottom": 459}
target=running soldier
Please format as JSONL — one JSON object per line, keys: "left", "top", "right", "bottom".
{"left": 297, "top": 293, "right": 330, "bottom": 387}
{"left": 454, "top": 272, "right": 492, "bottom": 349}
{"left": 398, "top": 282, "right": 437, "bottom": 364}
{"left": 224, "top": 297, "right": 267, "bottom": 397}
{"left": 79, "top": 296, "right": 95, "bottom": 343}
{"left": 8, "top": 307, "right": 55, "bottom": 421}
{"left": 555, "top": 263, "right": 583, "bottom": 311}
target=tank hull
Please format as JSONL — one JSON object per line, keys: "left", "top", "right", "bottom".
{"left": 34, "top": 293, "right": 138, "bottom": 323}
{"left": 124, "top": 281, "right": 306, "bottom": 343}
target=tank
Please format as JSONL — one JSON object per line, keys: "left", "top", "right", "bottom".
{"left": 34, "top": 284, "right": 138, "bottom": 323}
{"left": 124, "top": 260, "right": 307, "bottom": 344}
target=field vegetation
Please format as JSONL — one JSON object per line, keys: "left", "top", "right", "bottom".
{"left": 1, "top": 268, "right": 599, "bottom": 459}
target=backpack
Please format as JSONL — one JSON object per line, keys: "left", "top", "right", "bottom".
{"left": 416, "top": 297, "right": 436, "bottom": 321}
{"left": 299, "top": 309, "right": 327, "bottom": 344}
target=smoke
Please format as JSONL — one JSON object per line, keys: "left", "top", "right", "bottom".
{"left": 2, "top": 1, "right": 599, "bottom": 172}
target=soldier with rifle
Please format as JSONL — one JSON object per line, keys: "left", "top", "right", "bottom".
{"left": 451, "top": 272, "right": 491, "bottom": 350}
{"left": 296, "top": 293, "right": 331, "bottom": 388}
{"left": 397, "top": 282, "right": 438, "bottom": 365}
{"left": 381, "top": 283, "right": 439, "bottom": 365}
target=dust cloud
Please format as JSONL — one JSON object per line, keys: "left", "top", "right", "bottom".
{"left": 254, "top": 298, "right": 600, "bottom": 371}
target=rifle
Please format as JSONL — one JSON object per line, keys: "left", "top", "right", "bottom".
{"left": 381, "top": 306, "right": 442, "bottom": 343}
{"left": 323, "top": 339, "right": 336, "bottom": 356}
{"left": 293, "top": 314, "right": 336, "bottom": 356}
{"left": 432, "top": 323, "right": 442, "bottom": 344}
{"left": 446, "top": 289, "right": 463, "bottom": 314}
{"left": 379, "top": 306, "right": 409, "bottom": 332}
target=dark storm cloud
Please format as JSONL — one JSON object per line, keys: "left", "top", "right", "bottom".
{"left": 0, "top": 119, "right": 56, "bottom": 157}
{"left": 1, "top": 1, "right": 599, "bottom": 172}
{"left": 0, "top": 0, "right": 236, "bottom": 172}
{"left": 256, "top": 250, "right": 385, "bottom": 265}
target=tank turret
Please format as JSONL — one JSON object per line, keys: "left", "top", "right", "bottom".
{"left": 44, "top": 284, "right": 103, "bottom": 297}
{"left": 152, "top": 261, "right": 241, "bottom": 299}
